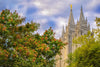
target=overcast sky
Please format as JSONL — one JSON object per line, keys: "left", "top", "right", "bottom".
{"left": 0, "top": 0, "right": 100, "bottom": 38}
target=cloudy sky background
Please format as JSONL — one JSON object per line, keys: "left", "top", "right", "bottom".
{"left": 0, "top": 0, "right": 100, "bottom": 38}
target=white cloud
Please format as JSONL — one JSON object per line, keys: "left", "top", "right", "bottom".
{"left": 86, "top": 0, "right": 100, "bottom": 10}
{"left": 33, "top": 1, "right": 42, "bottom": 7}
{"left": 84, "top": 11, "right": 100, "bottom": 29}
{"left": 34, "top": 18, "right": 49, "bottom": 35}
{"left": 33, "top": 0, "right": 69, "bottom": 16}
{"left": 51, "top": 17, "right": 68, "bottom": 39}
{"left": 53, "top": 17, "right": 68, "bottom": 27}
{"left": 32, "top": 0, "right": 91, "bottom": 16}
{"left": 91, "top": 22, "right": 97, "bottom": 29}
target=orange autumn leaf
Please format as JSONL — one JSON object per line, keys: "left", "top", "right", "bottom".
{"left": 58, "top": 44, "right": 60, "bottom": 46}
{"left": 25, "top": 42, "right": 27, "bottom": 45}
{"left": 13, "top": 54, "right": 16, "bottom": 58}
{"left": 45, "top": 37, "right": 48, "bottom": 40}
{"left": 26, "top": 52, "right": 30, "bottom": 56}
{"left": 8, "top": 19, "right": 10, "bottom": 22}
{"left": 16, "top": 34, "right": 21, "bottom": 39}
{"left": 2, "top": 27, "right": 6, "bottom": 31}
{"left": 60, "top": 46, "right": 62, "bottom": 49}
{"left": 13, "top": 42, "right": 16, "bottom": 46}
{"left": 24, "top": 47, "right": 27, "bottom": 50}
{"left": 4, "top": 21, "right": 6, "bottom": 23}
{"left": 21, "top": 45, "right": 24, "bottom": 48}
{"left": 33, "top": 49, "right": 35, "bottom": 52}
{"left": 29, "top": 38, "right": 32, "bottom": 41}
{"left": 19, "top": 49, "right": 22, "bottom": 52}
{"left": 41, "top": 44, "right": 44, "bottom": 46}
{"left": 19, "top": 44, "right": 22, "bottom": 46}
{"left": 41, "top": 48, "right": 44, "bottom": 51}
{"left": 58, "top": 39, "right": 61, "bottom": 42}
{"left": 45, "top": 30, "right": 47, "bottom": 32}
{"left": 41, "top": 37, "right": 44, "bottom": 40}
{"left": 32, "top": 59, "right": 35, "bottom": 62}
{"left": 52, "top": 47, "right": 55, "bottom": 49}
{"left": 4, "top": 50, "right": 7, "bottom": 53}
{"left": 45, "top": 47, "right": 49, "bottom": 51}
{"left": 5, "top": 54, "right": 8, "bottom": 58}
{"left": 16, "top": 47, "right": 18, "bottom": 51}
{"left": 24, "top": 38, "right": 27, "bottom": 41}
{"left": 39, "top": 56, "right": 40, "bottom": 58}
{"left": 34, "top": 54, "right": 37, "bottom": 57}
{"left": 51, "top": 29, "right": 53, "bottom": 32}
{"left": 31, "top": 27, "right": 34, "bottom": 29}
{"left": 2, "top": 17, "right": 4, "bottom": 20}
{"left": 11, "top": 18, "right": 13, "bottom": 21}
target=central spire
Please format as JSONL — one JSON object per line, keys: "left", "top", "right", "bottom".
{"left": 68, "top": 4, "right": 75, "bottom": 27}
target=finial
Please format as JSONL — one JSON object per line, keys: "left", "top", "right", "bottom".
{"left": 70, "top": 4, "right": 72, "bottom": 9}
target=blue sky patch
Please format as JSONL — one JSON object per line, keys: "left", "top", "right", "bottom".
{"left": 95, "top": 5, "right": 100, "bottom": 13}
{"left": 48, "top": 20, "right": 56, "bottom": 29}
{"left": 26, "top": 7, "right": 38, "bottom": 15}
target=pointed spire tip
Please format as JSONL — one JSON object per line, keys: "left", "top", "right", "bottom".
{"left": 81, "top": 5, "right": 83, "bottom": 11}
{"left": 70, "top": 4, "right": 72, "bottom": 9}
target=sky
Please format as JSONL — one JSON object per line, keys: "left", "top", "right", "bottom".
{"left": 0, "top": 0, "right": 100, "bottom": 39}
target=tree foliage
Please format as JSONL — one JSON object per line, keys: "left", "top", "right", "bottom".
{"left": 67, "top": 18, "right": 100, "bottom": 67}
{"left": 95, "top": 17, "right": 100, "bottom": 27}
{"left": 0, "top": 9, "right": 66, "bottom": 67}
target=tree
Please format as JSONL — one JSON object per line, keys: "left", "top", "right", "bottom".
{"left": 67, "top": 18, "right": 100, "bottom": 67}
{"left": 0, "top": 9, "right": 66, "bottom": 67}
{"left": 95, "top": 17, "right": 100, "bottom": 27}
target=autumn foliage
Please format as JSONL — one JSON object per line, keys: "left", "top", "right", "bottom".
{"left": 0, "top": 9, "right": 66, "bottom": 67}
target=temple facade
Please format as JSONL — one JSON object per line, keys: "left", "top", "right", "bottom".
{"left": 55, "top": 6, "right": 90, "bottom": 67}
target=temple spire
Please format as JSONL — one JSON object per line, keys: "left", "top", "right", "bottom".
{"left": 61, "top": 26, "right": 65, "bottom": 40}
{"left": 68, "top": 4, "right": 75, "bottom": 26}
{"left": 62, "top": 26, "right": 65, "bottom": 36}
{"left": 79, "top": 6, "right": 85, "bottom": 21}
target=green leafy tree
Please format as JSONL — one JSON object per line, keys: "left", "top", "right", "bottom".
{"left": 95, "top": 17, "right": 100, "bottom": 27}
{"left": 67, "top": 18, "right": 100, "bottom": 67}
{"left": 0, "top": 9, "right": 66, "bottom": 67}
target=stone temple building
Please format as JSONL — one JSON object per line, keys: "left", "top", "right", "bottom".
{"left": 55, "top": 5, "right": 90, "bottom": 67}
